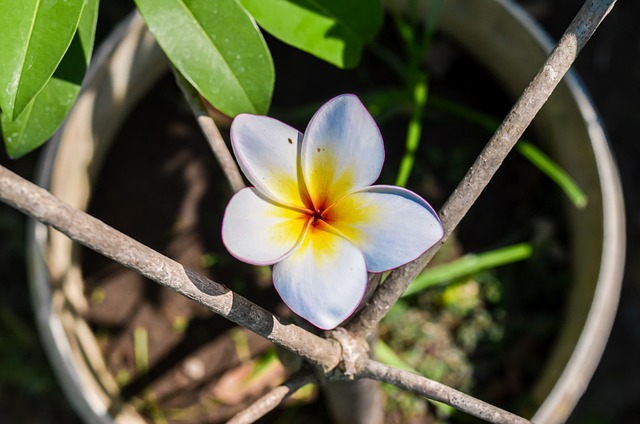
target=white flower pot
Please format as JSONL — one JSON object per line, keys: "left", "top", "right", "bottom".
{"left": 28, "top": 1, "right": 624, "bottom": 423}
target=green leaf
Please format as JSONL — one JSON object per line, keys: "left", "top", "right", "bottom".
{"left": 75, "top": 0, "right": 99, "bottom": 62}
{"left": 1, "top": 0, "right": 98, "bottom": 159}
{"left": 135, "top": 0, "right": 274, "bottom": 116}
{"left": 241, "top": 0, "right": 383, "bottom": 69}
{"left": 428, "top": 95, "right": 589, "bottom": 210}
{"left": 0, "top": 0, "right": 85, "bottom": 121}
{"left": 402, "top": 243, "right": 533, "bottom": 298}
{"left": 516, "top": 140, "right": 588, "bottom": 209}
{"left": 375, "top": 339, "right": 415, "bottom": 372}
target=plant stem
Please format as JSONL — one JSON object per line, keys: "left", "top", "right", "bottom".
{"left": 395, "top": 74, "right": 428, "bottom": 187}
{"left": 134, "top": 327, "right": 150, "bottom": 374}
{"left": 392, "top": 0, "right": 441, "bottom": 187}
{"left": 0, "top": 164, "right": 341, "bottom": 371}
{"left": 227, "top": 371, "right": 315, "bottom": 424}
{"left": 173, "top": 68, "right": 245, "bottom": 194}
{"left": 359, "top": 359, "right": 532, "bottom": 424}
{"left": 516, "top": 141, "right": 588, "bottom": 208}
{"left": 347, "top": 0, "right": 618, "bottom": 338}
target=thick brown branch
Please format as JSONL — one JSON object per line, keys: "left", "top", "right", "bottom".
{"left": 172, "top": 69, "right": 245, "bottom": 194}
{"left": 226, "top": 371, "right": 316, "bottom": 424}
{"left": 346, "top": 0, "right": 618, "bottom": 338}
{"left": 0, "top": 165, "right": 340, "bottom": 371}
{"left": 359, "top": 360, "right": 531, "bottom": 424}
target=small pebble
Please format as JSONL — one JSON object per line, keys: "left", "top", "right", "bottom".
{"left": 183, "top": 357, "right": 205, "bottom": 380}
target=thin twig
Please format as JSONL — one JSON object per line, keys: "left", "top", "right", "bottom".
{"left": 227, "top": 371, "right": 316, "bottom": 424}
{"left": 359, "top": 359, "right": 531, "bottom": 424}
{"left": 0, "top": 165, "right": 340, "bottom": 371}
{"left": 346, "top": 0, "right": 618, "bottom": 338}
{"left": 172, "top": 68, "right": 245, "bottom": 193}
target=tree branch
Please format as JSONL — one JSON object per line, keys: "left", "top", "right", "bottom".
{"left": 346, "top": 0, "right": 618, "bottom": 338}
{"left": 0, "top": 165, "right": 340, "bottom": 372}
{"left": 226, "top": 371, "right": 316, "bottom": 424}
{"left": 2, "top": 160, "right": 533, "bottom": 423}
{"left": 172, "top": 69, "right": 245, "bottom": 194}
{"left": 359, "top": 359, "right": 532, "bottom": 424}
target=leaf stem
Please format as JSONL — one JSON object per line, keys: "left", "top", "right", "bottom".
{"left": 401, "top": 243, "right": 533, "bottom": 298}
{"left": 428, "top": 95, "right": 588, "bottom": 209}
{"left": 516, "top": 141, "right": 588, "bottom": 208}
{"left": 395, "top": 74, "right": 428, "bottom": 187}
{"left": 172, "top": 67, "right": 245, "bottom": 194}
{"left": 134, "top": 327, "right": 150, "bottom": 374}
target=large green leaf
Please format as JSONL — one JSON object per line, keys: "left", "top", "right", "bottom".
{"left": 135, "top": 0, "right": 274, "bottom": 116}
{"left": 1, "top": 0, "right": 99, "bottom": 159}
{"left": 0, "top": 0, "right": 85, "bottom": 121}
{"left": 240, "top": 0, "right": 383, "bottom": 69}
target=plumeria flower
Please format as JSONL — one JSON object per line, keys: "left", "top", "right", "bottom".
{"left": 222, "top": 94, "right": 443, "bottom": 329}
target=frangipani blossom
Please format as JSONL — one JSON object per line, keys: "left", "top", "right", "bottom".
{"left": 222, "top": 94, "right": 443, "bottom": 329}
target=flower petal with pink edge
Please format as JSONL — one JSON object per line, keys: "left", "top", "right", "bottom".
{"left": 325, "top": 185, "right": 443, "bottom": 273}
{"left": 302, "top": 94, "right": 384, "bottom": 209}
{"left": 273, "top": 222, "right": 368, "bottom": 329}
{"left": 231, "top": 114, "right": 309, "bottom": 208}
{"left": 221, "top": 188, "right": 308, "bottom": 266}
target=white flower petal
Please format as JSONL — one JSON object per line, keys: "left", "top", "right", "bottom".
{"left": 326, "top": 185, "right": 443, "bottom": 272}
{"left": 302, "top": 94, "right": 384, "bottom": 208}
{"left": 273, "top": 222, "right": 368, "bottom": 329}
{"left": 221, "top": 188, "right": 308, "bottom": 265}
{"left": 231, "top": 114, "right": 309, "bottom": 207}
